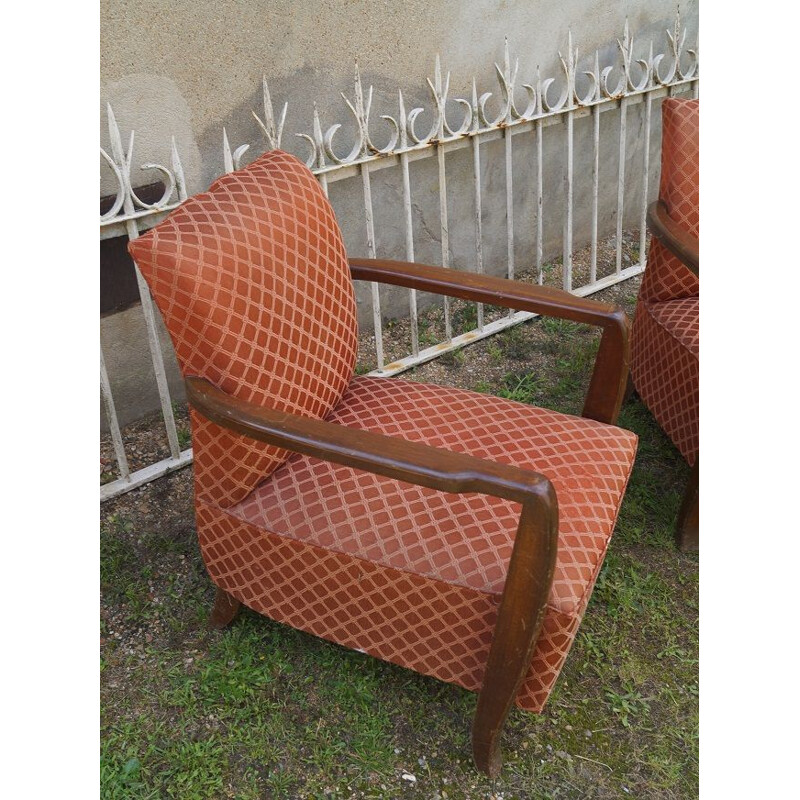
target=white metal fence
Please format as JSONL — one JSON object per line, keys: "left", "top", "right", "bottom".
{"left": 100, "top": 14, "right": 698, "bottom": 502}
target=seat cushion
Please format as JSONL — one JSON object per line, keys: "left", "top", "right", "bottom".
{"left": 631, "top": 297, "right": 699, "bottom": 464}
{"left": 230, "top": 377, "right": 637, "bottom": 616}
{"left": 648, "top": 296, "right": 699, "bottom": 356}
{"left": 204, "top": 377, "right": 636, "bottom": 711}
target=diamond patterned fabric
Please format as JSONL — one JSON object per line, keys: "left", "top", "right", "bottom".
{"left": 648, "top": 297, "right": 699, "bottom": 357}
{"left": 660, "top": 99, "right": 699, "bottom": 238}
{"left": 208, "top": 377, "right": 638, "bottom": 710}
{"left": 233, "top": 377, "right": 637, "bottom": 611}
{"left": 632, "top": 98, "right": 699, "bottom": 465}
{"left": 632, "top": 298, "right": 698, "bottom": 464}
{"left": 639, "top": 98, "right": 700, "bottom": 305}
{"left": 128, "top": 150, "right": 359, "bottom": 507}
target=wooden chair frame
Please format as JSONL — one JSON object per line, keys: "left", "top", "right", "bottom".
{"left": 187, "top": 257, "right": 630, "bottom": 775}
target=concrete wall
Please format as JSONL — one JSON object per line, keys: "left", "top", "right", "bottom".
{"left": 100, "top": 0, "right": 698, "bottom": 430}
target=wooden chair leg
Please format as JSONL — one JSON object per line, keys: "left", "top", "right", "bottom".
{"left": 208, "top": 587, "right": 241, "bottom": 629}
{"left": 676, "top": 458, "right": 699, "bottom": 551}
{"left": 471, "top": 494, "right": 558, "bottom": 777}
{"left": 622, "top": 373, "right": 636, "bottom": 405}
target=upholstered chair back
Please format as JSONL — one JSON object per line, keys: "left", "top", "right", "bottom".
{"left": 129, "top": 150, "right": 359, "bottom": 507}
{"left": 639, "top": 98, "right": 700, "bottom": 304}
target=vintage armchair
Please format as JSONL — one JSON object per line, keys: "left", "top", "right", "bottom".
{"left": 630, "top": 98, "right": 699, "bottom": 550}
{"left": 128, "top": 149, "right": 638, "bottom": 775}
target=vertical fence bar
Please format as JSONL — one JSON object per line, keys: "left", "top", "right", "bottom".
{"left": 504, "top": 125, "right": 515, "bottom": 315}
{"left": 615, "top": 97, "right": 628, "bottom": 275}
{"left": 313, "top": 107, "right": 330, "bottom": 199}
{"left": 590, "top": 103, "right": 600, "bottom": 284}
{"left": 503, "top": 45, "right": 515, "bottom": 305}
{"left": 563, "top": 110, "right": 574, "bottom": 291}
{"left": 398, "top": 91, "right": 419, "bottom": 353}
{"left": 437, "top": 142, "right": 453, "bottom": 341}
{"left": 535, "top": 116, "right": 544, "bottom": 285}
{"left": 472, "top": 132, "right": 485, "bottom": 331}
{"left": 361, "top": 163, "right": 384, "bottom": 369}
{"left": 126, "top": 221, "right": 181, "bottom": 460}
{"left": 107, "top": 105, "right": 181, "bottom": 461}
{"left": 400, "top": 151, "right": 419, "bottom": 355}
{"left": 639, "top": 92, "right": 653, "bottom": 267}
{"left": 100, "top": 347, "right": 130, "bottom": 480}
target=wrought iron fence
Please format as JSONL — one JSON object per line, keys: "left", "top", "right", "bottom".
{"left": 100, "top": 14, "right": 698, "bottom": 501}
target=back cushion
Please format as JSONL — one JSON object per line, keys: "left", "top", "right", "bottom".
{"left": 659, "top": 98, "right": 699, "bottom": 238}
{"left": 640, "top": 98, "right": 699, "bottom": 304}
{"left": 128, "top": 150, "right": 358, "bottom": 507}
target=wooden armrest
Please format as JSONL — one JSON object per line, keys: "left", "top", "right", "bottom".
{"left": 350, "top": 258, "right": 625, "bottom": 327}
{"left": 186, "top": 376, "right": 553, "bottom": 506}
{"left": 186, "top": 373, "right": 558, "bottom": 776}
{"left": 349, "top": 258, "right": 630, "bottom": 425}
{"left": 647, "top": 200, "right": 699, "bottom": 275}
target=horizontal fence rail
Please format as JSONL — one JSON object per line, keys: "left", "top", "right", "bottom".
{"left": 100, "top": 14, "right": 698, "bottom": 502}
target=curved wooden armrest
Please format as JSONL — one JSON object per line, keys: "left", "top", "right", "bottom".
{"left": 186, "top": 376, "right": 553, "bottom": 505}
{"left": 647, "top": 200, "right": 699, "bottom": 276}
{"left": 349, "top": 258, "right": 630, "bottom": 425}
{"left": 186, "top": 374, "right": 558, "bottom": 776}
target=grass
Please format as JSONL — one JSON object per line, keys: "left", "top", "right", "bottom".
{"left": 100, "top": 275, "right": 698, "bottom": 798}
{"left": 438, "top": 348, "right": 466, "bottom": 368}
{"left": 177, "top": 425, "right": 192, "bottom": 450}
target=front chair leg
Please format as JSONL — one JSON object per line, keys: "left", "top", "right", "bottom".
{"left": 676, "top": 458, "right": 699, "bottom": 551}
{"left": 472, "top": 492, "right": 559, "bottom": 776}
{"left": 208, "top": 587, "right": 241, "bottom": 629}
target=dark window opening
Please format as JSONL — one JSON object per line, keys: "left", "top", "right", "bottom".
{"left": 101, "top": 181, "right": 166, "bottom": 316}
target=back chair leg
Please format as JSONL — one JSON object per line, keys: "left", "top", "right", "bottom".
{"left": 676, "top": 458, "right": 699, "bottom": 551}
{"left": 208, "top": 587, "right": 241, "bottom": 629}
{"left": 623, "top": 374, "right": 636, "bottom": 405}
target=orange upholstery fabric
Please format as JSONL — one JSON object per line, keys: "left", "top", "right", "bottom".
{"left": 128, "top": 151, "right": 358, "bottom": 507}
{"left": 632, "top": 298, "right": 698, "bottom": 464}
{"left": 648, "top": 297, "right": 699, "bottom": 357}
{"left": 207, "top": 377, "right": 637, "bottom": 710}
{"left": 632, "top": 98, "right": 699, "bottom": 464}
{"left": 638, "top": 98, "right": 699, "bottom": 305}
